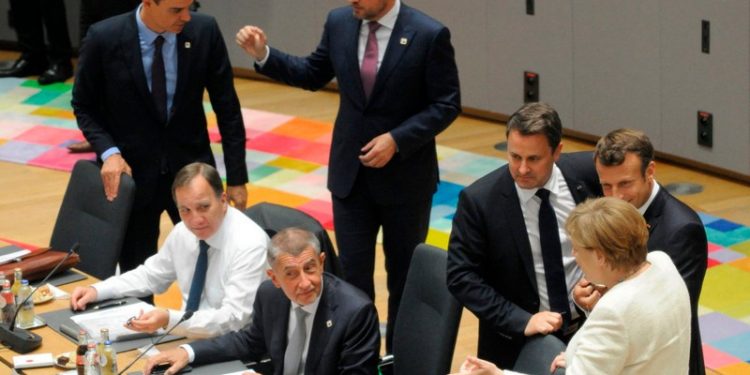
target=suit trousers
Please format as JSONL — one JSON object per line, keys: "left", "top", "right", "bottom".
{"left": 9, "top": 0, "right": 72, "bottom": 63}
{"left": 332, "top": 169, "right": 432, "bottom": 352}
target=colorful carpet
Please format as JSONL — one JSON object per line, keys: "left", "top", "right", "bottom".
{"left": 1, "top": 78, "right": 749, "bottom": 372}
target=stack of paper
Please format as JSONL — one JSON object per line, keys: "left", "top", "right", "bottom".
{"left": 70, "top": 302, "right": 164, "bottom": 342}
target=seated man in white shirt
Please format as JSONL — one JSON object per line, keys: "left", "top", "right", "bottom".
{"left": 70, "top": 162, "right": 269, "bottom": 338}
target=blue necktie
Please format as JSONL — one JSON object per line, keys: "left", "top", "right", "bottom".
{"left": 186, "top": 240, "right": 209, "bottom": 312}
{"left": 536, "top": 189, "right": 572, "bottom": 329}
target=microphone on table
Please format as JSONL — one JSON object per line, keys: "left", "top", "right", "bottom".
{"left": 0, "top": 242, "right": 80, "bottom": 353}
{"left": 117, "top": 310, "right": 194, "bottom": 375}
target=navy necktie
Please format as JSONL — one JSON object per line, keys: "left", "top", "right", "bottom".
{"left": 152, "top": 35, "right": 167, "bottom": 124}
{"left": 186, "top": 240, "right": 209, "bottom": 312}
{"left": 536, "top": 189, "right": 572, "bottom": 327}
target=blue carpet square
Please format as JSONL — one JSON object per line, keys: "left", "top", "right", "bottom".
{"left": 707, "top": 219, "right": 744, "bottom": 232}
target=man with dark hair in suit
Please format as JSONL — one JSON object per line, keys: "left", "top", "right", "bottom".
{"left": 72, "top": 0, "right": 248, "bottom": 278}
{"left": 574, "top": 128, "right": 708, "bottom": 375}
{"left": 447, "top": 102, "right": 602, "bottom": 368}
{"left": 234, "top": 0, "right": 461, "bottom": 351}
{"left": 144, "top": 227, "right": 381, "bottom": 375}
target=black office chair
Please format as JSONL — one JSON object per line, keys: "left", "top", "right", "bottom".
{"left": 379, "top": 243, "right": 463, "bottom": 375}
{"left": 49, "top": 160, "right": 135, "bottom": 280}
{"left": 512, "top": 334, "right": 567, "bottom": 375}
{"left": 244, "top": 202, "right": 342, "bottom": 277}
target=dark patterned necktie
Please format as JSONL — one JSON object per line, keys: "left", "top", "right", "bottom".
{"left": 152, "top": 35, "right": 167, "bottom": 124}
{"left": 536, "top": 188, "right": 572, "bottom": 327}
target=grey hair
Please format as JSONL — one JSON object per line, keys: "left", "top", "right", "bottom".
{"left": 267, "top": 227, "right": 321, "bottom": 267}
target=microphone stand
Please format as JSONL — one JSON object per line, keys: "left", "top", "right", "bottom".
{"left": 118, "top": 310, "right": 194, "bottom": 375}
{"left": 0, "top": 242, "right": 79, "bottom": 353}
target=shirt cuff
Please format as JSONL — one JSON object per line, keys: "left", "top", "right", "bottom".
{"left": 91, "top": 282, "right": 115, "bottom": 301}
{"left": 180, "top": 344, "right": 196, "bottom": 363}
{"left": 167, "top": 309, "right": 184, "bottom": 330}
{"left": 255, "top": 45, "right": 270, "bottom": 67}
{"left": 101, "top": 147, "right": 121, "bottom": 161}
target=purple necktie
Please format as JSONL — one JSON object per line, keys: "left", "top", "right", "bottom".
{"left": 360, "top": 22, "right": 380, "bottom": 100}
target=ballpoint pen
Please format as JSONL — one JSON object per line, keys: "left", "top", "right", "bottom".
{"left": 91, "top": 300, "right": 127, "bottom": 310}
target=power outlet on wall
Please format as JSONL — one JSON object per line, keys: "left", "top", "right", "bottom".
{"left": 524, "top": 71, "right": 539, "bottom": 103}
{"left": 697, "top": 111, "right": 713, "bottom": 148}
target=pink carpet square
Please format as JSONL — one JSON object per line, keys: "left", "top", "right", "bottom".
{"left": 247, "top": 132, "right": 311, "bottom": 155}
{"left": 28, "top": 147, "right": 95, "bottom": 171}
{"left": 287, "top": 142, "right": 330, "bottom": 165}
{"left": 708, "top": 258, "right": 721, "bottom": 268}
{"left": 703, "top": 344, "right": 742, "bottom": 369}
{"left": 297, "top": 199, "right": 334, "bottom": 230}
{"left": 709, "top": 243, "right": 722, "bottom": 252}
{"left": 242, "top": 108, "right": 295, "bottom": 132}
{"left": 0, "top": 119, "right": 35, "bottom": 139}
{"left": 15, "top": 125, "right": 84, "bottom": 146}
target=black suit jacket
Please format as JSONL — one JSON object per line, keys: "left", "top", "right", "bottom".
{"left": 190, "top": 274, "right": 381, "bottom": 375}
{"left": 256, "top": 4, "right": 460, "bottom": 204}
{"left": 72, "top": 10, "right": 247, "bottom": 208}
{"left": 644, "top": 186, "right": 708, "bottom": 375}
{"left": 446, "top": 152, "right": 602, "bottom": 368}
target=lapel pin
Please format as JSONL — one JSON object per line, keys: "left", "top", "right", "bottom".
{"left": 400, "top": 37, "right": 408, "bottom": 45}
{"left": 184, "top": 41, "right": 191, "bottom": 49}
{"left": 326, "top": 320, "right": 333, "bottom": 328}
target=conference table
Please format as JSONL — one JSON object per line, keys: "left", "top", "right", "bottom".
{"left": 0, "top": 270, "right": 191, "bottom": 375}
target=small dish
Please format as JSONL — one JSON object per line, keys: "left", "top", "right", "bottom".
{"left": 32, "top": 284, "right": 54, "bottom": 304}
{"left": 54, "top": 351, "right": 76, "bottom": 369}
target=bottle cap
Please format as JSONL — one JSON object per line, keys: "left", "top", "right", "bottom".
{"left": 21, "top": 279, "right": 29, "bottom": 285}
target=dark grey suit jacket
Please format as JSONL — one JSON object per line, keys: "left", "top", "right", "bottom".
{"left": 72, "top": 10, "right": 247, "bottom": 209}
{"left": 645, "top": 186, "right": 708, "bottom": 375}
{"left": 446, "top": 152, "right": 602, "bottom": 368}
{"left": 190, "top": 274, "right": 381, "bottom": 375}
{"left": 256, "top": 4, "right": 461, "bottom": 204}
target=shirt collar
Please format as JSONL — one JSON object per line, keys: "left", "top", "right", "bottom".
{"left": 201, "top": 207, "right": 232, "bottom": 250}
{"left": 516, "top": 164, "right": 564, "bottom": 205}
{"left": 365, "top": 0, "right": 400, "bottom": 30}
{"left": 638, "top": 179, "right": 660, "bottom": 215}
{"left": 135, "top": 3, "right": 177, "bottom": 46}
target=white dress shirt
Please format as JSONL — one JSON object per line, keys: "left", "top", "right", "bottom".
{"left": 357, "top": 0, "right": 400, "bottom": 70}
{"left": 516, "top": 164, "right": 582, "bottom": 316}
{"left": 637, "top": 179, "right": 660, "bottom": 215}
{"left": 94, "top": 207, "right": 270, "bottom": 338}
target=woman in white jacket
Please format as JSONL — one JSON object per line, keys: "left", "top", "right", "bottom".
{"left": 455, "top": 197, "right": 691, "bottom": 375}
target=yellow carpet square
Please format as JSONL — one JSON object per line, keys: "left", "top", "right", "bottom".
{"left": 267, "top": 156, "right": 321, "bottom": 173}
{"left": 700, "top": 264, "right": 750, "bottom": 318}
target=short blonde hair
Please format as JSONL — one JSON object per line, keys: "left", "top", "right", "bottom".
{"left": 565, "top": 197, "right": 648, "bottom": 271}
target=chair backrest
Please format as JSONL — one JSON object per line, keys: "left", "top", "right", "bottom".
{"left": 391, "top": 243, "right": 463, "bottom": 374}
{"left": 512, "top": 334, "right": 567, "bottom": 375}
{"left": 244, "top": 202, "right": 342, "bottom": 277}
{"left": 49, "top": 160, "right": 135, "bottom": 280}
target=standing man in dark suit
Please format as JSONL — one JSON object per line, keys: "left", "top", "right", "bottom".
{"left": 574, "top": 128, "right": 708, "bottom": 375}
{"left": 235, "top": 0, "right": 461, "bottom": 351}
{"left": 446, "top": 102, "right": 602, "bottom": 368}
{"left": 144, "top": 227, "right": 381, "bottom": 375}
{"left": 72, "top": 0, "right": 248, "bottom": 276}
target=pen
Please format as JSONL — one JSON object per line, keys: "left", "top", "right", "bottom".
{"left": 91, "top": 300, "right": 127, "bottom": 310}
